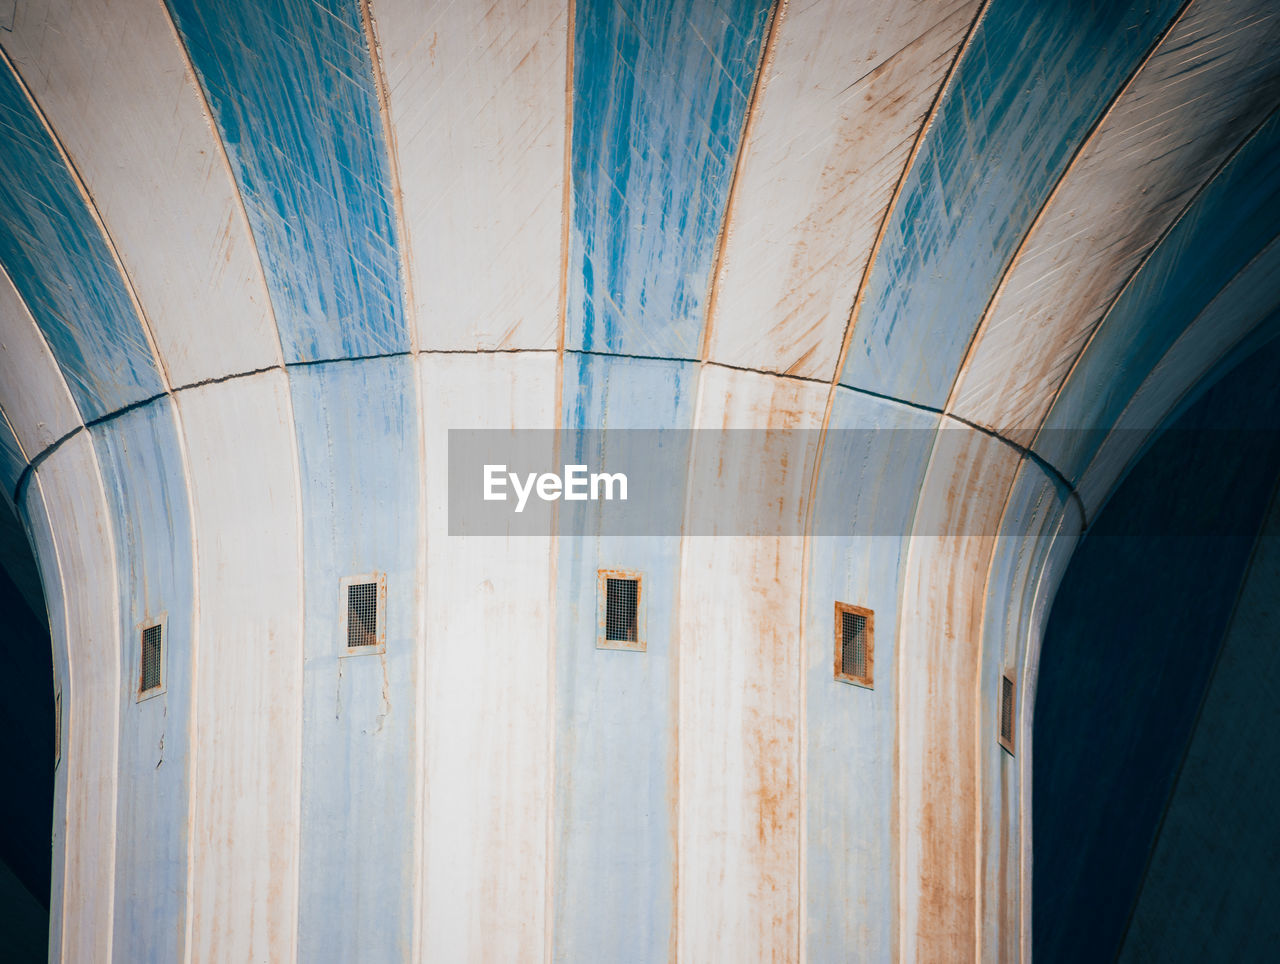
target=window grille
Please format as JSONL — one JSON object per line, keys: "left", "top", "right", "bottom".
{"left": 606, "top": 579, "right": 638, "bottom": 642}
{"left": 834, "top": 602, "right": 874, "bottom": 687}
{"left": 1000, "top": 673, "right": 1016, "bottom": 754}
{"left": 597, "top": 570, "right": 644, "bottom": 651}
{"left": 141, "top": 625, "right": 162, "bottom": 692}
{"left": 347, "top": 582, "right": 379, "bottom": 648}
{"left": 341, "top": 574, "right": 386, "bottom": 654}
{"left": 138, "top": 617, "right": 166, "bottom": 701}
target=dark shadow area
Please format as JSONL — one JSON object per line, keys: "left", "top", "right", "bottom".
{"left": 1034, "top": 335, "right": 1280, "bottom": 962}
{"left": 0, "top": 495, "right": 52, "bottom": 961}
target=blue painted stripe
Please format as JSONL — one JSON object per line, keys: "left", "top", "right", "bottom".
{"left": 90, "top": 399, "right": 195, "bottom": 964}
{"left": 1038, "top": 111, "right": 1280, "bottom": 480}
{"left": 0, "top": 59, "right": 163, "bottom": 420}
{"left": 289, "top": 357, "right": 417, "bottom": 961}
{"left": 553, "top": 351, "right": 697, "bottom": 961}
{"left": 804, "top": 387, "right": 936, "bottom": 959}
{"left": 567, "top": 0, "right": 773, "bottom": 359}
{"left": 839, "top": 0, "right": 1184, "bottom": 407}
{"left": 166, "top": 0, "right": 408, "bottom": 363}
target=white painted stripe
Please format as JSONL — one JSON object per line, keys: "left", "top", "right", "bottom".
{"left": 32, "top": 431, "right": 120, "bottom": 962}
{"left": 677, "top": 365, "right": 826, "bottom": 960}
{"left": 375, "top": 0, "right": 568, "bottom": 351}
{"left": 705, "top": 0, "right": 979, "bottom": 379}
{"left": 896, "top": 424, "right": 1021, "bottom": 962}
{"left": 417, "top": 352, "right": 555, "bottom": 960}
{"left": 177, "top": 371, "right": 303, "bottom": 962}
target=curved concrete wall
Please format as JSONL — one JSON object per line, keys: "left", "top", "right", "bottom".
{"left": 0, "top": 0, "right": 1277, "bottom": 959}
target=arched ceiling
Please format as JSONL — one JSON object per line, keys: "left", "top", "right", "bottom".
{"left": 0, "top": 0, "right": 1274, "bottom": 518}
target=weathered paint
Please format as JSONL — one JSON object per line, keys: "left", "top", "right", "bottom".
{"left": 165, "top": 0, "right": 407, "bottom": 363}
{"left": 90, "top": 399, "right": 195, "bottom": 963}
{"left": 1037, "top": 109, "right": 1280, "bottom": 484}
{"left": 553, "top": 352, "right": 696, "bottom": 961}
{"left": 375, "top": 0, "right": 568, "bottom": 351}
{"left": 706, "top": 0, "right": 979, "bottom": 377}
{"left": 975, "top": 458, "right": 1073, "bottom": 961}
{"left": 0, "top": 51, "right": 162, "bottom": 420}
{"left": 176, "top": 371, "right": 304, "bottom": 962}
{"left": 897, "top": 425, "right": 1022, "bottom": 962}
{"left": 417, "top": 352, "right": 555, "bottom": 960}
{"left": 0, "top": 266, "right": 80, "bottom": 456}
{"left": 567, "top": 0, "right": 773, "bottom": 358}
{"left": 677, "top": 365, "right": 826, "bottom": 961}
{"left": 27, "top": 432, "right": 121, "bottom": 961}
{"left": 289, "top": 357, "right": 418, "bottom": 961}
{"left": 804, "top": 386, "right": 937, "bottom": 960}
{"left": 0, "top": 0, "right": 281, "bottom": 387}
{"left": 839, "top": 0, "right": 1183, "bottom": 406}
{"left": 1079, "top": 239, "right": 1280, "bottom": 518}
{"left": 952, "top": 0, "right": 1280, "bottom": 442}
{"left": 0, "top": 2, "right": 1276, "bottom": 960}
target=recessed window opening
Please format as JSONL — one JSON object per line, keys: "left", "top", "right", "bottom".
{"left": 137, "top": 616, "right": 166, "bottom": 701}
{"left": 597, "top": 570, "right": 644, "bottom": 652}
{"left": 834, "top": 602, "right": 873, "bottom": 687}
{"left": 341, "top": 573, "right": 386, "bottom": 654}
{"left": 1000, "top": 672, "right": 1016, "bottom": 754}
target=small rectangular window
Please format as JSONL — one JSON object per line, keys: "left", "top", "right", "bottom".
{"left": 54, "top": 688, "right": 62, "bottom": 768}
{"left": 137, "top": 615, "right": 167, "bottom": 701}
{"left": 999, "top": 673, "right": 1016, "bottom": 754}
{"left": 597, "top": 570, "right": 644, "bottom": 652}
{"left": 341, "top": 573, "right": 386, "bottom": 654}
{"left": 834, "top": 602, "right": 873, "bottom": 687}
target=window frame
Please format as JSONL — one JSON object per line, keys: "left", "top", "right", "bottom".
{"left": 596, "top": 569, "right": 645, "bottom": 652}
{"left": 833, "top": 601, "right": 874, "bottom": 688}
{"left": 340, "top": 572, "right": 387, "bottom": 657}
{"left": 136, "top": 612, "right": 168, "bottom": 702}
{"left": 999, "top": 672, "right": 1016, "bottom": 755}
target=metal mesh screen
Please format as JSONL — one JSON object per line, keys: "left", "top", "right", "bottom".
{"left": 841, "top": 610, "right": 868, "bottom": 679}
{"left": 1001, "top": 675, "right": 1015, "bottom": 745}
{"left": 605, "top": 578, "right": 639, "bottom": 642}
{"left": 141, "top": 624, "right": 162, "bottom": 692}
{"left": 347, "top": 582, "right": 379, "bottom": 648}
{"left": 1003, "top": 670, "right": 1013, "bottom": 742}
